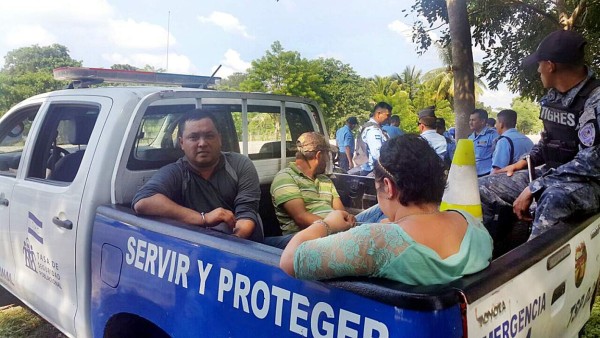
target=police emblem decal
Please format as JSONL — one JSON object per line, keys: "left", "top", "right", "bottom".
{"left": 574, "top": 242, "right": 587, "bottom": 288}
{"left": 578, "top": 123, "right": 595, "bottom": 147}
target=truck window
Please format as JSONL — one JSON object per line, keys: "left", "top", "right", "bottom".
{"left": 26, "top": 104, "right": 100, "bottom": 183}
{"left": 0, "top": 104, "right": 40, "bottom": 177}
{"left": 232, "top": 107, "right": 314, "bottom": 160}
{"left": 126, "top": 102, "right": 314, "bottom": 170}
{"left": 308, "top": 104, "right": 326, "bottom": 135}
{"left": 127, "top": 104, "right": 239, "bottom": 171}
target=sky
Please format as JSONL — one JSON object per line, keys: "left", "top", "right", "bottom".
{"left": 0, "top": 0, "right": 516, "bottom": 109}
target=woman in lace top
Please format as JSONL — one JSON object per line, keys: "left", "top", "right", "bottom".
{"left": 280, "top": 134, "right": 493, "bottom": 285}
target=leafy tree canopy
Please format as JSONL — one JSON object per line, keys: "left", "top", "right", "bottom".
{"left": 111, "top": 64, "right": 138, "bottom": 71}
{"left": 0, "top": 44, "right": 81, "bottom": 114}
{"left": 217, "top": 72, "right": 248, "bottom": 91}
{"left": 240, "top": 41, "right": 323, "bottom": 103}
{"left": 511, "top": 96, "right": 543, "bottom": 134}
{"left": 239, "top": 42, "right": 372, "bottom": 136}
{"left": 314, "top": 58, "right": 371, "bottom": 133}
{"left": 2, "top": 44, "right": 81, "bottom": 75}
{"left": 408, "top": 0, "right": 598, "bottom": 99}
{"left": 0, "top": 71, "right": 64, "bottom": 114}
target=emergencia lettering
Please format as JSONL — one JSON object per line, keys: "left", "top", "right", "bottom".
{"left": 482, "top": 293, "right": 545, "bottom": 338}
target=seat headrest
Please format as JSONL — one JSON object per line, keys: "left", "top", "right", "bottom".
{"left": 65, "top": 114, "right": 97, "bottom": 145}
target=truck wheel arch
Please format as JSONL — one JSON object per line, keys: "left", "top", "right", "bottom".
{"left": 104, "top": 313, "right": 170, "bottom": 338}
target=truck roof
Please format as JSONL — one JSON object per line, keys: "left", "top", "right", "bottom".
{"left": 23, "top": 86, "right": 319, "bottom": 107}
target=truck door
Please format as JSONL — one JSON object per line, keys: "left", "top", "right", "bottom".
{"left": 9, "top": 97, "right": 111, "bottom": 336}
{"left": 0, "top": 103, "right": 41, "bottom": 294}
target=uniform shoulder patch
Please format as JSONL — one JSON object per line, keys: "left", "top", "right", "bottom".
{"left": 578, "top": 122, "right": 596, "bottom": 147}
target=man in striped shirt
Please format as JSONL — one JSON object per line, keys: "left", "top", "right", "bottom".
{"left": 267, "top": 132, "right": 348, "bottom": 248}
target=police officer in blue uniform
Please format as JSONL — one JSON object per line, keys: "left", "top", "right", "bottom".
{"left": 468, "top": 109, "right": 499, "bottom": 176}
{"left": 490, "top": 109, "right": 534, "bottom": 174}
{"left": 335, "top": 116, "right": 358, "bottom": 172}
{"left": 358, "top": 102, "right": 391, "bottom": 175}
{"left": 479, "top": 30, "right": 600, "bottom": 239}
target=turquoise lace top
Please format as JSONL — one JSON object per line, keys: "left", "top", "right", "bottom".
{"left": 293, "top": 210, "right": 493, "bottom": 285}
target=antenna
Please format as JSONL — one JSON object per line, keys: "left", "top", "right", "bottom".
{"left": 203, "top": 65, "right": 222, "bottom": 89}
{"left": 166, "top": 11, "right": 171, "bottom": 71}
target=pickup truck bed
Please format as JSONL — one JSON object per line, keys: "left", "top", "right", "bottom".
{"left": 92, "top": 205, "right": 465, "bottom": 337}
{"left": 92, "top": 202, "right": 600, "bottom": 337}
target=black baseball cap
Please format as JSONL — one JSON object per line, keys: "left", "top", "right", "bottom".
{"left": 522, "top": 30, "right": 586, "bottom": 68}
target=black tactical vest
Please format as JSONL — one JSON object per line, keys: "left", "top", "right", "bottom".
{"left": 539, "top": 78, "right": 600, "bottom": 168}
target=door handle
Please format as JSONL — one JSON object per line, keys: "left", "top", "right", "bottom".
{"left": 52, "top": 216, "right": 73, "bottom": 230}
{"left": 0, "top": 198, "right": 8, "bottom": 206}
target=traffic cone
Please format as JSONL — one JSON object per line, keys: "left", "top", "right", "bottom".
{"left": 439, "top": 139, "right": 482, "bottom": 220}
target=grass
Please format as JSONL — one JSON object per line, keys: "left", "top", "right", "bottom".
{"left": 0, "top": 305, "right": 44, "bottom": 337}
{"left": 582, "top": 296, "right": 600, "bottom": 338}
{"left": 0, "top": 305, "right": 64, "bottom": 338}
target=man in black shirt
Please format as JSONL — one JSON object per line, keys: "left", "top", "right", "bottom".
{"left": 133, "top": 110, "right": 262, "bottom": 241}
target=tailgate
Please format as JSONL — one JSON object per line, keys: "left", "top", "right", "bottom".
{"left": 462, "top": 214, "right": 600, "bottom": 337}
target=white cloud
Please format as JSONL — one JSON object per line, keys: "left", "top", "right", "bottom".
{"left": 212, "top": 49, "right": 250, "bottom": 78}
{"left": 0, "top": 0, "right": 113, "bottom": 25}
{"left": 389, "top": 19, "right": 443, "bottom": 47}
{"left": 480, "top": 84, "right": 516, "bottom": 110}
{"left": 4, "top": 25, "right": 56, "bottom": 48}
{"left": 388, "top": 20, "right": 413, "bottom": 44}
{"left": 198, "top": 11, "right": 254, "bottom": 39}
{"left": 108, "top": 19, "right": 175, "bottom": 50}
{"left": 101, "top": 52, "right": 195, "bottom": 74}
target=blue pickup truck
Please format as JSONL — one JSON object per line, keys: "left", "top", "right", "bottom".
{"left": 0, "top": 68, "right": 598, "bottom": 337}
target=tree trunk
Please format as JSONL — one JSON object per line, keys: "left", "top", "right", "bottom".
{"left": 447, "top": 0, "right": 475, "bottom": 139}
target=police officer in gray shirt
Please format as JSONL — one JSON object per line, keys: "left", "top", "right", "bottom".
{"left": 479, "top": 30, "right": 600, "bottom": 240}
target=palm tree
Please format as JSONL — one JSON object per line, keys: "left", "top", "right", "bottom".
{"left": 393, "top": 66, "right": 422, "bottom": 100}
{"left": 367, "top": 75, "right": 400, "bottom": 97}
{"left": 422, "top": 43, "right": 487, "bottom": 103}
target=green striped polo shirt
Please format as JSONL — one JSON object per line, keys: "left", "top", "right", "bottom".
{"left": 271, "top": 163, "right": 340, "bottom": 235}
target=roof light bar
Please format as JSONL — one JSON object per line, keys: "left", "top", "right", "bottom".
{"left": 53, "top": 67, "right": 221, "bottom": 89}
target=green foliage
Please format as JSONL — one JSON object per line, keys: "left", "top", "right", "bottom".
{"left": 240, "top": 41, "right": 324, "bottom": 104}
{"left": 0, "top": 305, "right": 44, "bottom": 337}
{"left": 408, "top": 0, "right": 599, "bottom": 99}
{"left": 419, "top": 44, "right": 486, "bottom": 105}
{"left": 239, "top": 42, "right": 372, "bottom": 136}
{"left": 111, "top": 64, "right": 138, "bottom": 71}
{"left": 140, "top": 64, "right": 165, "bottom": 73}
{"left": 0, "top": 44, "right": 81, "bottom": 115}
{"left": 313, "top": 58, "right": 371, "bottom": 136}
{"left": 0, "top": 72, "right": 64, "bottom": 114}
{"left": 109, "top": 64, "right": 165, "bottom": 73}
{"left": 582, "top": 296, "right": 600, "bottom": 338}
{"left": 394, "top": 66, "right": 422, "bottom": 100}
{"left": 217, "top": 72, "right": 248, "bottom": 91}
{"left": 511, "top": 96, "right": 543, "bottom": 135}
{"left": 2, "top": 44, "right": 81, "bottom": 75}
